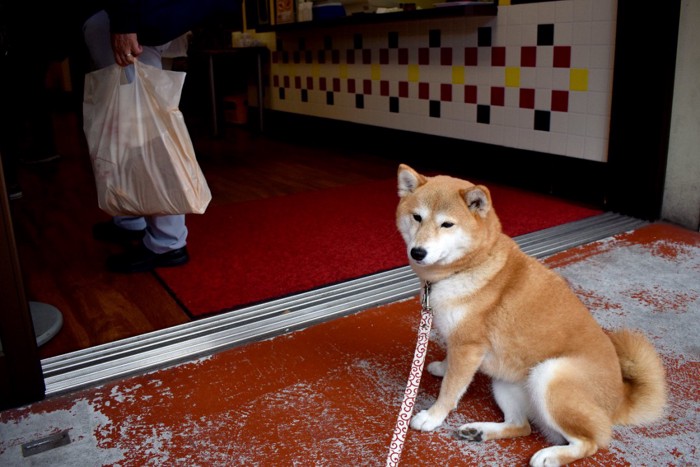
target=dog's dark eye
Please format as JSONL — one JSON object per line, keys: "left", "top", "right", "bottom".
{"left": 441, "top": 222, "right": 454, "bottom": 228}
{"left": 413, "top": 214, "right": 422, "bottom": 223}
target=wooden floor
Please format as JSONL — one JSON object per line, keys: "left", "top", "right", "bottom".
{"left": 9, "top": 104, "right": 401, "bottom": 360}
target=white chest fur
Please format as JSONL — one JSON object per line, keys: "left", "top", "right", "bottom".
{"left": 429, "top": 273, "right": 484, "bottom": 337}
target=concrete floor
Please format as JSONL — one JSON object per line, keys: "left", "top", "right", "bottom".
{"left": 1, "top": 222, "right": 698, "bottom": 466}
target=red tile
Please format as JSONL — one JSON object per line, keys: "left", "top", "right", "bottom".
{"left": 491, "top": 86, "right": 505, "bottom": 106}
{"left": 492, "top": 47, "right": 506, "bottom": 67}
{"left": 551, "top": 90, "right": 569, "bottom": 112}
{"left": 319, "top": 77, "right": 327, "bottom": 91}
{"left": 465, "top": 85, "right": 477, "bottom": 104}
{"left": 419, "top": 82, "right": 430, "bottom": 100}
{"left": 398, "top": 48, "right": 409, "bottom": 65}
{"left": 379, "top": 48, "right": 389, "bottom": 64}
{"left": 363, "top": 79, "right": 372, "bottom": 95}
{"left": 553, "top": 46, "right": 571, "bottom": 68}
{"left": 520, "top": 88, "right": 535, "bottom": 109}
{"left": 399, "top": 81, "right": 409, "bottom": 98}
{"left": 419, "top": 48, "right": 430, "bottom": 65}
{"left": 294, "top": 76, "right": 302, "bottom": 89}
{"left": 465, "top": 47, "right": 478, "bottom": 66}
{"left": 380, "top": 80, "right": 390, "bottom": 96}
{"left": 306, "top": 76, "right": 313, "bottom": 90}
{"left": 441, "top": 83, "right": 452, "bottom": 102}
{"left": 347, "top": 79, "right": 356, "bottom": 94}
{"left": 441, "top": 47, "right": 452, "bottom": 66}
{"left": 521, "top": 46, "right": 537, "bottom": 67}
{"left": 333, "top": 77, "right": 341, "bottom": 92}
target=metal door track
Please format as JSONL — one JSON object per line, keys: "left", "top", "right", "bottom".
{"left": 41, "top": 212, "right": 647, "bottom": 397}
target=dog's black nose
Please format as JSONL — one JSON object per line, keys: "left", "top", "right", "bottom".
{"left": 411, "top": 247, "right": 427, "bottom": 261}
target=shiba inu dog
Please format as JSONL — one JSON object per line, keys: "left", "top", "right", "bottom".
{"left": 395, "top": 164, "right": 667, "bottom": 466}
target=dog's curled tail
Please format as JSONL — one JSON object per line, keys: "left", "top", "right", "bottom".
{"left": 609, "top": 329, "right": 667, "bottom": 425}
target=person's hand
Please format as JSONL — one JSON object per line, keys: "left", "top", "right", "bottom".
{"left": 111, "top": 33, "right": 143, "bottom": 67}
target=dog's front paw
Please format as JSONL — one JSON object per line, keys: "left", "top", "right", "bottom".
{"left": 427, "top": 360, "right": 446, "bottom": 377}
{"left": 410, "top": 409, "right": 444, "bottom": 431}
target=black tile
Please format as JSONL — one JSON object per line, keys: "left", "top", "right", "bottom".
{"left": 388, "top": 31, "right": 399, "bottom": 49}
{"left": 326, "top": 91, "right": 334, "bottom": 105}
{"left": 429, "top": 29, "right": 441, "bottom": 48}
{"left": 534, "top": 109, "right": 551, "bottom": 131}
{"left": 477, "top": 104, "right": 490, "bottom": 124}
{"left": 390, "top": 96, "right": 399, "bottom": 113}
{"left": 537, "top": 24, "right": 554, "bottom": 46}
{"left": 356, "top": 94, "right": 364, "bottom": 109}
{"left": 429, "top": 100, "right": 441, "bottom": 118}
{"left": 478, "top": 27, "right": 492, "bottom": 47}
{"left": 354, "top": 33, "right": 363, "bottom": 49}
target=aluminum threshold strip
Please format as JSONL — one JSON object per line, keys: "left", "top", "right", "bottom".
{"left": 41, "top": 212, "right": 647, "bottom": 397}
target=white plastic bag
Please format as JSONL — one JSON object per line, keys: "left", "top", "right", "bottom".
{"left": 83, "top": 61, "right": 211, "bottom": 216}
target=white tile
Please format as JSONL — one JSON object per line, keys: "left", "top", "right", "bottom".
{"left": 590, "top": 45, "right": 613, "bottom": 69}
{"left": 521, "top": 4, "right": 539, "bottom": 25}
{"left": 588, "top": 68, "right": 612, "bottom": 93}
{"left": 554, "top": 22, "right": 573, "bottom": 45}
{"left": 555, "top": 1, "right": 575, "bottom": 23}
{"left": 586, "top": 114, "right": 608, "bottom": 139}
{"left": 586, "top": 91, "right": 611, "bottom": 116}
{"left": 568, "top": 90, "right": 588, "bottom": 113}
{"left": 566, "top": 134, "right": 586, "bottom": 158}
{"left": 521, "top": 24, "right": 538, "bottom": 46}
{"left": 568, "top": 112, "right": 588, "bottom": 136}
{"left": 590, "top": 21, "right": 615, "bottom": 46}
{"left": 535, "top": 88, "right": 551, "bottom": 109}
{"left": 571, "top": 44, "right": 591, "bottom": 68}
{"left": 550, "top": 112, "right": 569, "bottom": 133}
{"left": 521, "top": 68, "right": 538, "bottom": 88}
{"left": 552, "top": 68, "right": 570, "bottom": 90}
{"left": 572, "top": 21, "right": 592, "bottom": 45}
{"left": 549, "top": 131, "right": 569, "bottom": 154}
{"left": 573, "top": 0, "right": 593, "bottom": 22}
{"left": 538, "top": 46, "right": 553, "bottom": 67}
{"left": 536, "top": 67, "right": 554, "bottom": 90}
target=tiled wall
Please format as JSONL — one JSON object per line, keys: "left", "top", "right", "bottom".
{"left": 269, "top": 0, "right": 617, "bottom": 162}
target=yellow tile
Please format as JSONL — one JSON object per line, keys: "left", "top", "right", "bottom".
{"left": 505, "top": 67, "right": 520, "bottom": 87}
{"left": 570, "top": 68, "right": 588, "bottom": 91}
{"left": 452, "top": 66, "right": 465, "bottom": 85}
{"left": 499, "top": 0, "right": 511, "bottom": 5}
{"left": 408, "top": 64, "right": 420, "bottom": 82}
{"left": 339, "top": 64, "right": 348, "bottom": 79}
{"left": 312, "top": 63, "right": 320, "bottom": 77}
{"left": 371, "top": 64, "right": 381, "bottom": 81}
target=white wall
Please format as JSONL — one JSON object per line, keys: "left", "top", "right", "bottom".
{"left": 662, "top": 0, "right": 700, "bottom": 230}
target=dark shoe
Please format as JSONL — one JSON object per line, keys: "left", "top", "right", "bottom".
{"left": 20, "top": 153, "right": 61, "bottom": 165}
{"left": 93, "top": 221, "right": 145, "bottom": 245}
{"left": 106, "top": 244, "right": 189, "bottom": 273}
{"left": 7, "top": 183, "right": 23, "bottom": 200}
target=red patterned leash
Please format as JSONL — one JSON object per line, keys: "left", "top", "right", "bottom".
{"left": 386, "top": 281, "right": 433, "bottom": 467}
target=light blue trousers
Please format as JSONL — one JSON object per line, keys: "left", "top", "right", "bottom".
{"left": 83, "top": 11, "right": 187, "bottom": 253}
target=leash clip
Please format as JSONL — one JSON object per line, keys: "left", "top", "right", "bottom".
{"left": 421, "top": 281, "right": 432, "bottom": 315}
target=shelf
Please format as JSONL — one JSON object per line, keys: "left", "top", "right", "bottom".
{"left": 258, "top": 2, "right": 497, "bottom": 32}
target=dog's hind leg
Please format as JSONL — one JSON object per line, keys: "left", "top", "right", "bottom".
{"left": 527, "top": 358, "right": 612, "bottom": 467}
{"left": 457, "top": 379, "right": 531, "bottom": 441}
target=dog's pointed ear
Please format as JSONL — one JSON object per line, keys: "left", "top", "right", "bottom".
{"left": 462, "top": 185, "right": 491, "bottom": 218}
{"left": 397, "top": 164, "right": 426, "bottom": 197}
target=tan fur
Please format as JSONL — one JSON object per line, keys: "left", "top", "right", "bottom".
{"left": 395, "top": 164, "right": 667, "bottom": 467}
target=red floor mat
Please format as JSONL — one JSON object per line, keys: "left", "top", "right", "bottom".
{"left": 156, "top": 178, "right": 602, "bottom": 317}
